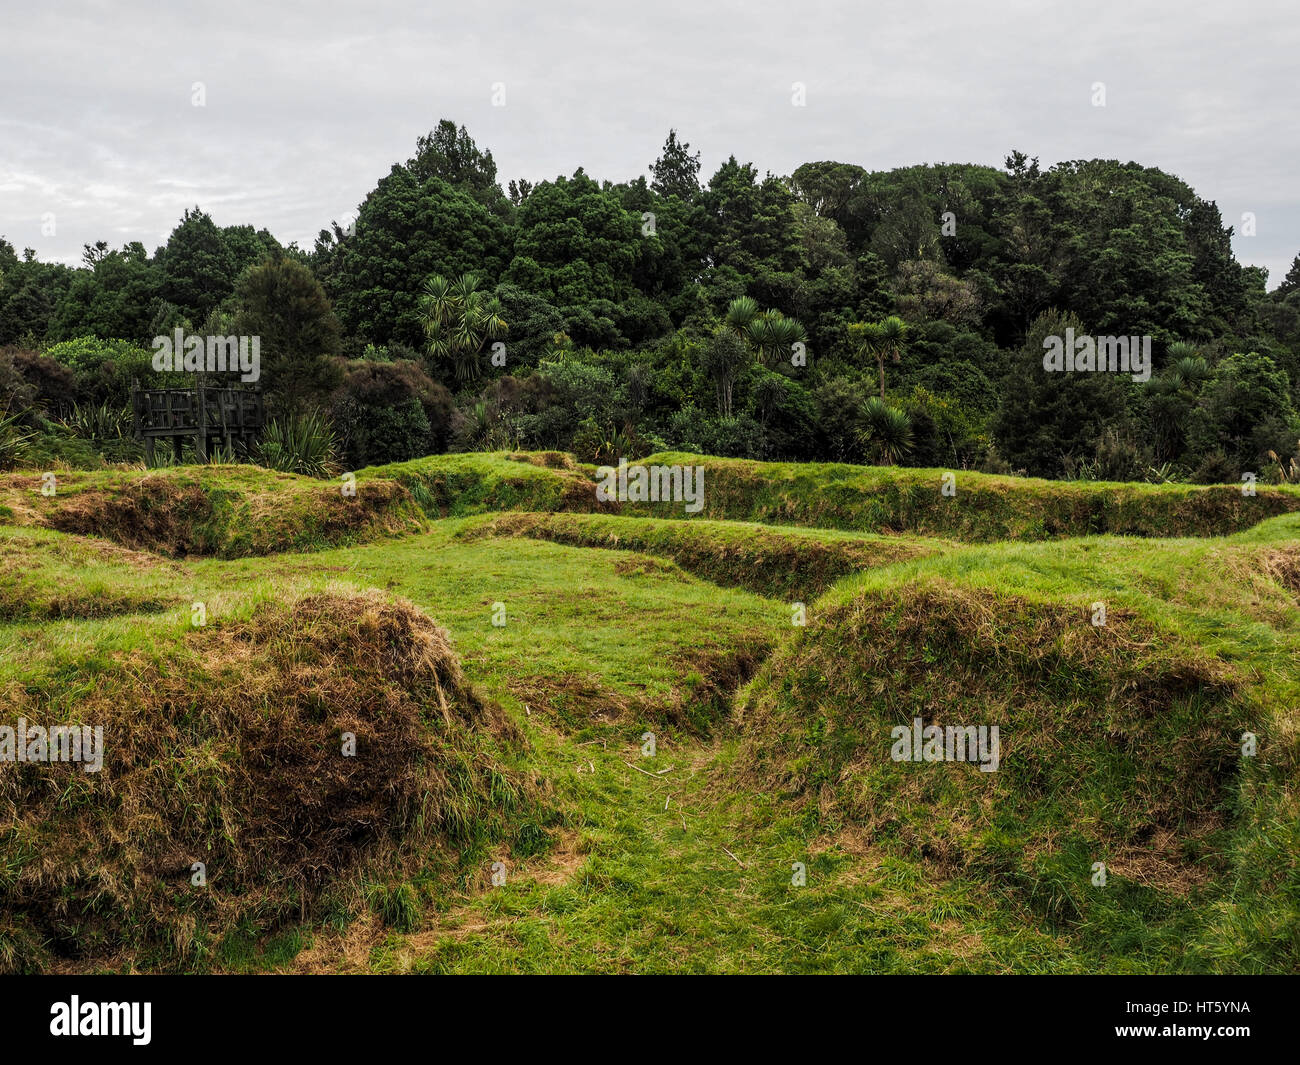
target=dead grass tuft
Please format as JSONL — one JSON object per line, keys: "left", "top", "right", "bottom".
{"left": 0, "top": 590, "right": 535, "bottom": 972}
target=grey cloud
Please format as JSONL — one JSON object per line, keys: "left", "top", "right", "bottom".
{"left": 1, "top": 0, "right": 1295, "bottom": 283}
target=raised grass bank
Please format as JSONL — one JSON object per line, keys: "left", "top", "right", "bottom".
{"left": 595, "top": 457, "right": 705, "bottom": 513}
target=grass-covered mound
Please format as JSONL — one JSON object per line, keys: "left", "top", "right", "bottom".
{"left": 628, "top": 452, "right": 1300, "bottom": 540}
{"left": 223, "top": 521, "right": 787, "bottom": 740}
{"left": 6, "top": 453, "right": 1298, "bottom": 559}
{"left": 383, "top": 450, "right": 1300, "bottom": 542}
{"left": 0, "top": 453, "right": 598, "bottom": 558}
{"left": 738, "top": 581, "right": 1242, "bottom": 880}
{"left": 0, "top": 589, "right": 543, "bottom": 973}
{"left": 0, "top": 467, "right": 424, "bottom": 558}
{"left": 735, "top": 518, "right": 1300, "bottom": 971}
{"left": 374, "top": 450, "right": 605, "bottom": 518}
{"left": 3, "top": 453, "right": 1296, "bottom": 973}
{"left": 375, "top": 450, "right": 1300, "bottom": 542}
{"left": 0, "top": 527, "right": 180, "bottom": 621}
{"left": 461, "top": 511, "right": 941, "bottom": 598}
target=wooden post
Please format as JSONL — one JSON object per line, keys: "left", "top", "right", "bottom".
{"left": 195, "top": 382, "right": 208, "bottom": 462}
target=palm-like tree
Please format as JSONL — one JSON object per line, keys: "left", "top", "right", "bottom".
{"left": 1165, "top": 344, "right": 1211, "bottom": 392}
{"left": 418, "top": 273, "right": 507, "bottom": 383}
{"left": 1144, "top": 342, "right": 1211, "bottom": 462}
{"left": 725, "top": 297, "right": 808, "bottom": 368}
{"left": 857, "top": 396, "right": 913, "bottom": 465}
{"left": 848, "top": 315, "right": 908, "bottom": 399}
{"left": 724, "top": 295, "right": 760, "bottom": 338}
{"left": 700, "top": 328, "right": 749, "bottom": 417}
{"left": 746, "top": 310, "right": 807, "bottom": 368}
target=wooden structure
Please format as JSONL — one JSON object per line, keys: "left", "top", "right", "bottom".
{"left": 131, "top": 381, "right": 265, "bottom": 464}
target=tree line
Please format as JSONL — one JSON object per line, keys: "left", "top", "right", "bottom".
{"left": 2, "top": 121, "right": 1299, "bottom": 482}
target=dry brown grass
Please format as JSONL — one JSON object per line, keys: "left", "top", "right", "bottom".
{"left": 0, "top": 589, "right": 536, "bottom": 972}
{"left": 0, "top": 470, "right": 426, "bottom": 558}
{"left": 36, "top": 474, "right": 215, "bottom": 554}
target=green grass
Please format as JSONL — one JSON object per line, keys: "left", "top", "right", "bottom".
{"left": 5, "top": 450, "right": 1298, "bottom": 559}
{"left": 1, "top": 452, "right": 1297, "bottom": 973}
{"left": 627, "top": 452, "right": 1300, "bottom": 540}
{"left": 457, "top": 511, "right": 945, "bottom": 598}
{"left": 193, "top": 522, "right": 782, "bottom": 736}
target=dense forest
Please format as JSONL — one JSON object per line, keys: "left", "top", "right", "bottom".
{"left": 3, "top": 120, "right": 1299, "bottom": 483}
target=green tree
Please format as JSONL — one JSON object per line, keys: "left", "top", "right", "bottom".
{"left": 991, "top": 309, "right": 1127, "bottom": 477}
{"left": 1187, "top": 351, "right": 1299, "bottom": 470}
{"left": 848, "top": 315, "right": 908, "bottom": 399}
{"left": 1143, "top": 341, "right": 1210, "bottom": 463}
{"left": 789, "top": 161, "right": 868, "bottom": 241}
{"left": 0, "top": 245, "right": 73, "bottom": 345}
{"left": 650, "top": 129, "right": 702, "bottom": 202}
{"left": 616, "top": 174, "right": 706, "bottom": 329}
{"left": 857, "top": 396, "right": 913, "bottom": 465}
{"left": 702, "top": 157, "right": 803, "bottom": 312}
{"left": 491, "top": 283, "right": 565, "bottom": 369}
{"left": 894, "top": 259, "right": 980, "bottom": 327}
{"left": 409, "top": 120, "right": 509, "bottom": 215}
{"left": 220, "top": 224, "right": 282, "bottom": 277}
{"left": 52, "top": 242, "right": 159, "bottom": 341}
{"left": 745, "top": 368, "right": 816, "bottom": 459}
{"left": 791, "top": 201, "right": 855, "bottom": 352}
{"left": 331, "top": 169, "right": 510, "bottom": 349}
{"left": 418, "top": 273, "right": 507, "bottom": 383}
{"left": 234, "top": 256, "right": 343, "bottom": 416}
{"left": 1276, "top": 253, "right": 1300, "bottom": 297}
{"left": 158, "top": 208, "right": 237, "bottom": 323}
{"left": 503, "top": 171, "right": 640, "bottom": 346}
{"left": 698, "top": 329, "right": 749, "bottom": 418}
{"left": 725, "top": 296, "right": 807, "bottom": 369}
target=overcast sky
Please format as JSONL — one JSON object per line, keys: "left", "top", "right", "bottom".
{"left": 1, "top": 0, "right": 1296, "bottom": 286}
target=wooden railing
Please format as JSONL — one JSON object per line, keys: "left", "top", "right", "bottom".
{"left": 131, "top": 383, "right": 264, "bottom": 463}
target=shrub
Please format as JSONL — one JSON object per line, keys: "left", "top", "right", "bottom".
{"left": 63, "top": 401, "right": 132, "bottom": 444}
{"left": 9, "top": 349, "right": 79, "bottom": 417}
{"left": 1190, "top": 450, "right": 1238, "bottom": 485}
{"left": 745, "top": 369, "right": 816, "bottom": 460}
{"left": 43, "top": 336, "right": 159, "bottom": 407}
{"left": 61, "top": 401, "right": 141, "bottom": 464}
{"left": 492, "top": 282, "right": 566, "bottom": 368}
{"left": 0, "top": 409, "right": 36, "bottom": 470}
{"left": 254, "top": 411, "right": 339, "bottom": 477}
{"left": 330, "top": 358, "right": 455, "bottom": 468}
{"left": 1187, "top": 352, "right": 1300, "bottom": 472}
{"left": 812, "top": 376, "right": 870, "bottom": 464}
{"left": 0, "top": 348, "right": 36, "bottom": 414}
{"left": 663, "top": 406, "right": 763, "bottom": 458}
